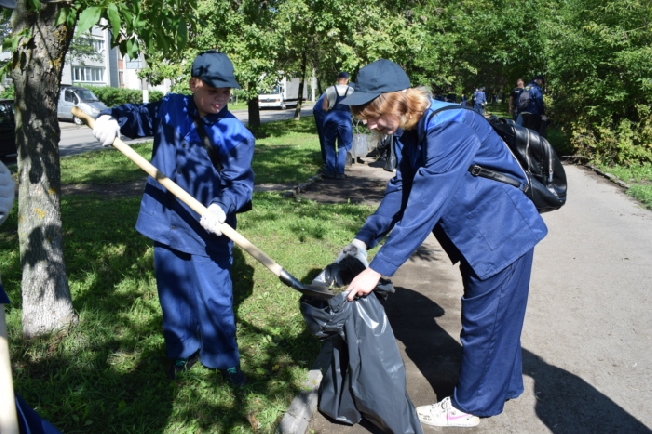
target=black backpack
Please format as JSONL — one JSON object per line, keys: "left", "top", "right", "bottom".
{"left": 516, "top": 86, "right": 532, "bottom": 112}
{"left": 429, "top": 105, "right": 567, "bottom": 213}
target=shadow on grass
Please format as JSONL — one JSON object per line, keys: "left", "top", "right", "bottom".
{"left": 1, "top": 190, "right": 367, "bottom": 432}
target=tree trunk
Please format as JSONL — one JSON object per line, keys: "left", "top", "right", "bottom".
{"left": 294, "top": 50, "right": 308, "bottom": 120}
{"left": 12, "top": 1, "right": 77, "bottom": 338}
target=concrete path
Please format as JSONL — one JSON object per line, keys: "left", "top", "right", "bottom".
{"left": 280, "top": 162, "right": 652, "bottom": 433}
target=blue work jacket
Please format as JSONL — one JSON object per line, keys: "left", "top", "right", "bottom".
{"left": 524, "top": 82, "right": 545, "bottom": 115}
{"left": 101, "top": 93, "right": 255, "bottom": 256}
{"left": 356, "top": 100, "right": 547, "bottom": 280}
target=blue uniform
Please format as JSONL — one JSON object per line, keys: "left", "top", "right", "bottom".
{"left": 473, "top": 91, "right": 486, "bottom": 115}
{"left": 355, "top": 99, "right": 547, "bottom": 417}
{"left": 522, "top": 81, "right": 544, "bottom": 115}
{"left": 101, "top": 93, "right": 255, "bottom": 369}
{"left": 323, "top": 86, "right": 353, "bottom": 175}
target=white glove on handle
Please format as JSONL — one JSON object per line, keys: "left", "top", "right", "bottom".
{"left": 93, "top": 115, "right": 121, "bottom": 146}
{"left": 200, "top": 203, "right": 227, "bottom": 236}
{"left": 0, "top": 161, "right": 15, "bottom": 226}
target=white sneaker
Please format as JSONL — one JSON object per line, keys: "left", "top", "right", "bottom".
{"left": 417, "top": 396, "right": 480, "bottom": 427}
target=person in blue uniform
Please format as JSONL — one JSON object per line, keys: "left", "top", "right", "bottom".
{"left": 473, "top": 87, "right": 487, "bottom": 115}
{"left": 92, "top": 51, "right": 254, "bottom": 387}
{"left": 321, "top": 72, "right": 354, "bottom": 179}
{"left": 339, "top": 59, "right": 547, "bottom": 427}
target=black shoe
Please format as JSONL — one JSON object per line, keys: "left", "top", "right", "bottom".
{"left": 321, "top": 171, "right": 337, "bottom": 179}
{"left": 220, "top": 365, "right": 247, "bottom": 387}
{"left": 335, "top": 173, "right": 347, "bottom": 179}
{"left": 167, "top": 351, "right": 200, "bottom": 380}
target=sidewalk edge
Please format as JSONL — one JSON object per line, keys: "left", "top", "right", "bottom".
{"left": 275, "top": 340, "right": 332, "bottom": 434}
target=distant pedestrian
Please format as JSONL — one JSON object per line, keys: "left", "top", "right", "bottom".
{"left": 321, "top": 72, "right": 354, "bottom": 179}
{"left": 516, "top": 75, "right": 545, "bottom": 134}
{"left": 509, "top": 78, "right": 525, "bottom": 120}
{"left": 473, "top": 87, "right": 487, "bottom": 115}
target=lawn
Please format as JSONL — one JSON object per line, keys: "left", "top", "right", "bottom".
{"left": 0, "top": 116, "right": 376, "bottom": 433}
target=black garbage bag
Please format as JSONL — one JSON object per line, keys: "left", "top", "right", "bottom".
{"left": 300, "top": 284, "right": 423, "bottom": 434}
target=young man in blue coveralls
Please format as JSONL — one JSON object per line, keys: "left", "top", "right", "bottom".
{"left": 92, "top": 51, "right": 254, "bottom": 387}
{"left": 321, "top": 72, "right": 354, "bottom": 179}
{"left": 339, "top": 59, "right": 547, "bottom": 427}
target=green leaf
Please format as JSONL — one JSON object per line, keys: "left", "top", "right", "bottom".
{"left": 107, "top": 4, "right": 121, "bottom": 38}
{"left": 76, "top": 7, "right": 102, "bottom": 36}
{"left": 176, "top": 20, "right": 188, "bottom": 50}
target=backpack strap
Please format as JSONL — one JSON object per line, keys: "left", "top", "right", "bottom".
{"left": 426, "top": 104, "right": 530, "bottom": 194}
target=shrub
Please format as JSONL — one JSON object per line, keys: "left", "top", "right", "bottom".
{"left": 86, "top": 86, "right": 164, "bottom": 106}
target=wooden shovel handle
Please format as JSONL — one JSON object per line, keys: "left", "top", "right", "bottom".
{"left": 72, "top": 107, "right": 284, "bottom": 277}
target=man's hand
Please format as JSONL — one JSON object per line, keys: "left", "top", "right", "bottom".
{"left": 92, "top": 115, "right": 121, "bottom": 146}
{"left": 200, "top": 203, "right": 226, "bottom": 236}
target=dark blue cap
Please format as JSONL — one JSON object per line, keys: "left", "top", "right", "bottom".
{"left": 337, "top": 71, "right": 349, "bottom": 79}
{"left": 340, "top": 59, "right": 410, "bottom": 106}
{"left": 191, "top": 51, "right": 241, "bottom": 89}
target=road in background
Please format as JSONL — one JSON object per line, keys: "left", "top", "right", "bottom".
{"left": 57, "top": 104, "right": 316, "bottom": 157}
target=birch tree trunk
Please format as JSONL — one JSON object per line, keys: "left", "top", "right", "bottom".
{"left": 11, "top": 0, "right": 77, "bottom": 338}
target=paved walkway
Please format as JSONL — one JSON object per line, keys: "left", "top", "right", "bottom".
{"left": 278, "top": 158, "right": 652, "bottom": 434}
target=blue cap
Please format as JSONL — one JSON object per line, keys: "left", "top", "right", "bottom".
{"left": 340, "top": 59, "right": 410, "bottom": 106}
{"left": 191, "top": 51, "right": 241, "bottom": 89}
{"left": 337, "top": 71, "right": 349, "bottom": 79}
{"left": 0, "top": 0, "right": 16, "bottom": 8}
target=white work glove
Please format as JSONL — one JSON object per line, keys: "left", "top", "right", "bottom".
{"left": 92, "top": 115, "right": 121, "bottom": 146}
{"left": 338, "top": 238, "right": 368, "bottom": 265}
{"left": 0, "top": 161, "right": 15, "bottom": 226}
{"left": 200, "top": 203, "right": 227, "bottom": 236}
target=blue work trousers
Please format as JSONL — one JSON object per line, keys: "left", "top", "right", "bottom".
{"left": 452, "top": 248, "right": 534, "bottom": 417}
{"left": 154, "top": 242, "right": 239, "bottom": 369}
{"left": 323, "top": 111, "right": 353, "bottom": 174}
{"left": 473, "top": 104, "right": 484, "bottom": 115}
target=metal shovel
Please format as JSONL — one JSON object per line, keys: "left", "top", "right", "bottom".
{"left": 71, "top": 108, "right": 335, "bottom": 300}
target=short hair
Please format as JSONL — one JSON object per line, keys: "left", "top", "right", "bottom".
{"left": 350, "top": 87, "right": 431, "bottom": 130}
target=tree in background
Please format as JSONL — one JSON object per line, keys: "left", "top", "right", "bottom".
{"left": 6, "top": 0, "right": 196, "bottom": 337}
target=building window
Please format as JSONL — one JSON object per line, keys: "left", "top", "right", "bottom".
{"left": 92, "top": 38, "right": 105, "bottom": 53}
{"left": 73, "top": 66, "right": 104, "bottom": 83}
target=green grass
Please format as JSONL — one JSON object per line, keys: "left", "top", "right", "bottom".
{"left": 0, "top": 116, "right": 375, "bottom": 433}
{"left": 592, "top": 163, "right": 652, "bottom": 209}
{"left": 57, "top": 116, "right": 323, "bottom": 186}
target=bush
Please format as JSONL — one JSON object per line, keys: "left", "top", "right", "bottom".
{"left": 85, "top": 86, "right": 164, "bottom": 106}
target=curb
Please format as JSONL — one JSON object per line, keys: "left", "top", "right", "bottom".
{"left": 585, "top": 164, "right": 631, "bottom": 189}
{"left": 276, "top": 341, "right": 332, "bottom": 434}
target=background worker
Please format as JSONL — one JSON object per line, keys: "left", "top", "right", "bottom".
{"left": 509, "top": 78, "right": 525, "bottom": 120}
{"left": 321, "top": 71, "right": 354, "bottom": 179}
{"left": 339, "top": 59, "right": 547, "bottom": 428}
{"left": 516, "top": 75, "right": 546, "bottom": 134}
{"left": 92, "top": 51, "right": 254, "bottom": 387}
{"left": 472, "top": 87, "right": 486, "bottom": 115}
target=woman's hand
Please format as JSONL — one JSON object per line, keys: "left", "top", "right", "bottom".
{"left": 346, "top": 268, "right": 381, "bottom": 302}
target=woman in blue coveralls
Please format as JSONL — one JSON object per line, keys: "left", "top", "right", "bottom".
{"left": 92, "top": 51, "right": 254, "bottom": 387}
{"left": 338, "top": 59, "right": 548, "bottom": 427}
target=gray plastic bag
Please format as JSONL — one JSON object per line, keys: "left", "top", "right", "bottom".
{"left": 300, "top": 286, "right": 423, "bottom": 434}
